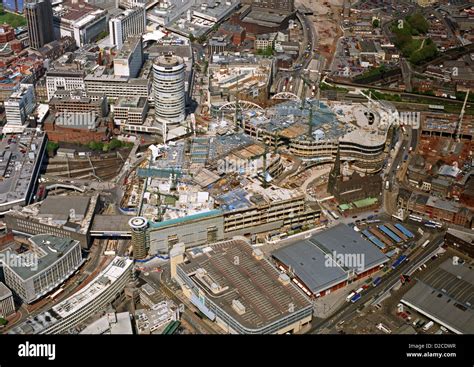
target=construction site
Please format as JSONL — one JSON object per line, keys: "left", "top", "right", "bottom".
{"left": 296, "top": 0, "right": 344, "bottom": 66}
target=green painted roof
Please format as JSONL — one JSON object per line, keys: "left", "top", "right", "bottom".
{"left": 353, "top": 197, "right": 378, "bottom": 208}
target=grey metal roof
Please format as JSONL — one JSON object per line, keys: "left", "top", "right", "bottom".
{"left": 272, "top": 241, "right": 348, "bottom": 294}
{"left": 309, "top": 223, "right": 388, "bottom": 271}
{"left": 272, "top": 224, "right": 388, "bottom": 294}
{"left": 402, "top": 283, "right": 473, "bottom": 334}
{"left": 402, "top": 259, "right": 474, "bottom": 334}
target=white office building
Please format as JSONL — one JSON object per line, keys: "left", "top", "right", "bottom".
{"left": 9, "top": 257, "right": 134, "bottom": 334}
{"left": 0, "top": 235, "right": 84, "bottom": 304}
{"left": 46, "top": 70, "right": 86, "bottom": 101}
{"left": 0, "top": 282, "right": 15, "bottom": 318}
{"left": 4, "top": 84, "right": 36, "bottom": 133}
{"left": 153, "top": 54, "right": 186, "bottom": 141}
{"left": 109, "top": 6, "right": 146, "bottom": 49}
{"left": 113, "top": 35, "right": 144, "bottom": 78}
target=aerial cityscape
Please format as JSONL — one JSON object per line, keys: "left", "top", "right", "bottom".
{"left": 0, "top": 0, "right": 473, "bottom": 344}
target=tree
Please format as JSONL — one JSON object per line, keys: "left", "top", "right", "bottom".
{"left": 46, "top": 141, "right": 59, "bottom": 156}
{"left": 88, "top": 141, "right": 104, "bottom": 151}
{"left": 407, "top": 13, "right": 429, "bottom": 35}
{"left": 109, "top": 138, "right": 123, "bottom": 150}
{"left": 188, "top": 33, "right": 195, "bottom": 42}
{"left": 372, "top": 19, "right": 380, "bottom": 28}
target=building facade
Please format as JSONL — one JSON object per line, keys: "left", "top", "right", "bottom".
{"left": 9, "top": 257, "right": 134, "bottom": 334}
{"left": 84, "top": 74, "right": 151, "bottom": 100}
{"left": 153, "top": 54, "right": 186, "bottom": 141}
{"left": 1, "top": 235, "right": 84, "bottom": 304}
{"left": 113, "top": 36, "right": 143, "bottom": 79}
{"left": 109, "top": 6, "right": 146, "bottom": 49}
{"left": 25, "top": 0, "right": 55, "bottom": 50}
{"left": 0, "top": 282, "right": 15, "bottom": 318}
{"left": 46, "top": 70, "right": 86, "bottom": 101}
{"left": 4, "top": 84, "right": 36, "bottom": 129}
{"left": 112, "top": 96, "right": 148, "bottom": 125}
{"left": 49, "top": 90, "right": 108, "bottom": 118}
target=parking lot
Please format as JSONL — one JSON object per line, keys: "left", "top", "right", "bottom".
{"left": 336, "top": 247, "right": 470, "bottom": 334}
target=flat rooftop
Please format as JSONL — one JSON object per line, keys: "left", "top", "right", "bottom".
{"left": 53, "top": 0, "right": 103, "bottom": 22}
{"left": 273, "top": 240, "right": 348, "bottom": 295}
{"left": 91, "top": 215, "right": 131, "bottom": 233}
{"left": 39, "top": 196, "right": 91, "bottom": 220}
{"left": 178, "top": 239, "right": 312, "bottom": 331}
{"left": 0, "top": 129, "right": 46, "bottom": 211}
{"left": 402, "top": 259, "right": 474, "bottom": 334}
{"left": 8, "top": 193, "right": 98, "bottom": 236}
{"left": 215, "top": 180, "right": 303, "bottom": 212}
{"left": 9, "top": 257, "right": 133, "bottom": 334}
{"left": 272, "top": 224, "right": 389, "bottom": 295}
{"left": 0, "top": 234, "right": 80, "bottom": 280}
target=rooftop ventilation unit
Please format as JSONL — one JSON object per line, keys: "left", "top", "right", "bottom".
{"left": 232, "top": 299, "right": 246, "bottom": 315}
{"left": 278, "top": 273, "right": 290, "bottom": 285}
{"left": 252, "top": 248, "right": 263, "bottom": 260}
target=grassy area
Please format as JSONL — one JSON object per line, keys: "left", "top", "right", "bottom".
{"left": 256, "top": 46, "right": 274, "bottom": 57}
{"left": 319, "top": 82, "right": 349, "bottom": 93}
{"left": 364, "top": 89, "right": 474, "bottom": 115}
{"left": 353, "top": 64, "right": 389, "bottom": 81}
{"left": 0, "top": 7, "right": 27, "bottom": 28}
{"left": 87, "top": 138, "right": 133, "bottom": 152}
{"left": 391, "top": 13, "right": 437, "bottom": 65}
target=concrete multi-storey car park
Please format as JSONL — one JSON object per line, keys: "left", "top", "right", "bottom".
{"left": 173, "top": 238, "right": 313, "bottom": 334}
{"left": 0, "top": 129, "right": 46, "bottom": 215}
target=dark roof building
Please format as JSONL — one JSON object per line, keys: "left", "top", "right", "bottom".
{"left": 401, "top": 258, "right": 474, "bottom": 334}
{"left": 272, "top": 224, "right": 388, "bottom": 297}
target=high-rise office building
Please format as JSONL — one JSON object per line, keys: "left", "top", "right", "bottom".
{"left": 4, "top": 84, "right": 36, "bottom": 130}
{"left": 113, "top": 36, "right": 144, "bottom": 78}
{"left": 109, "top": 6, "right": 146, "bottom": 50}
{"left": 25, "top": 0, "right": 55, "bottom": 50}
{"left": 129, "top": 217, "right": 148, "bottom": 260}
{"left": 0, "top": 282, "right": 15, "bottom": 318}
{"left": 153, "top": 54, "right": 186, "bottom": 141}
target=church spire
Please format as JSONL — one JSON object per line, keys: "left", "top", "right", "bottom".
{"left": 328, "top": 146, "right": 341, "bottom": 193}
